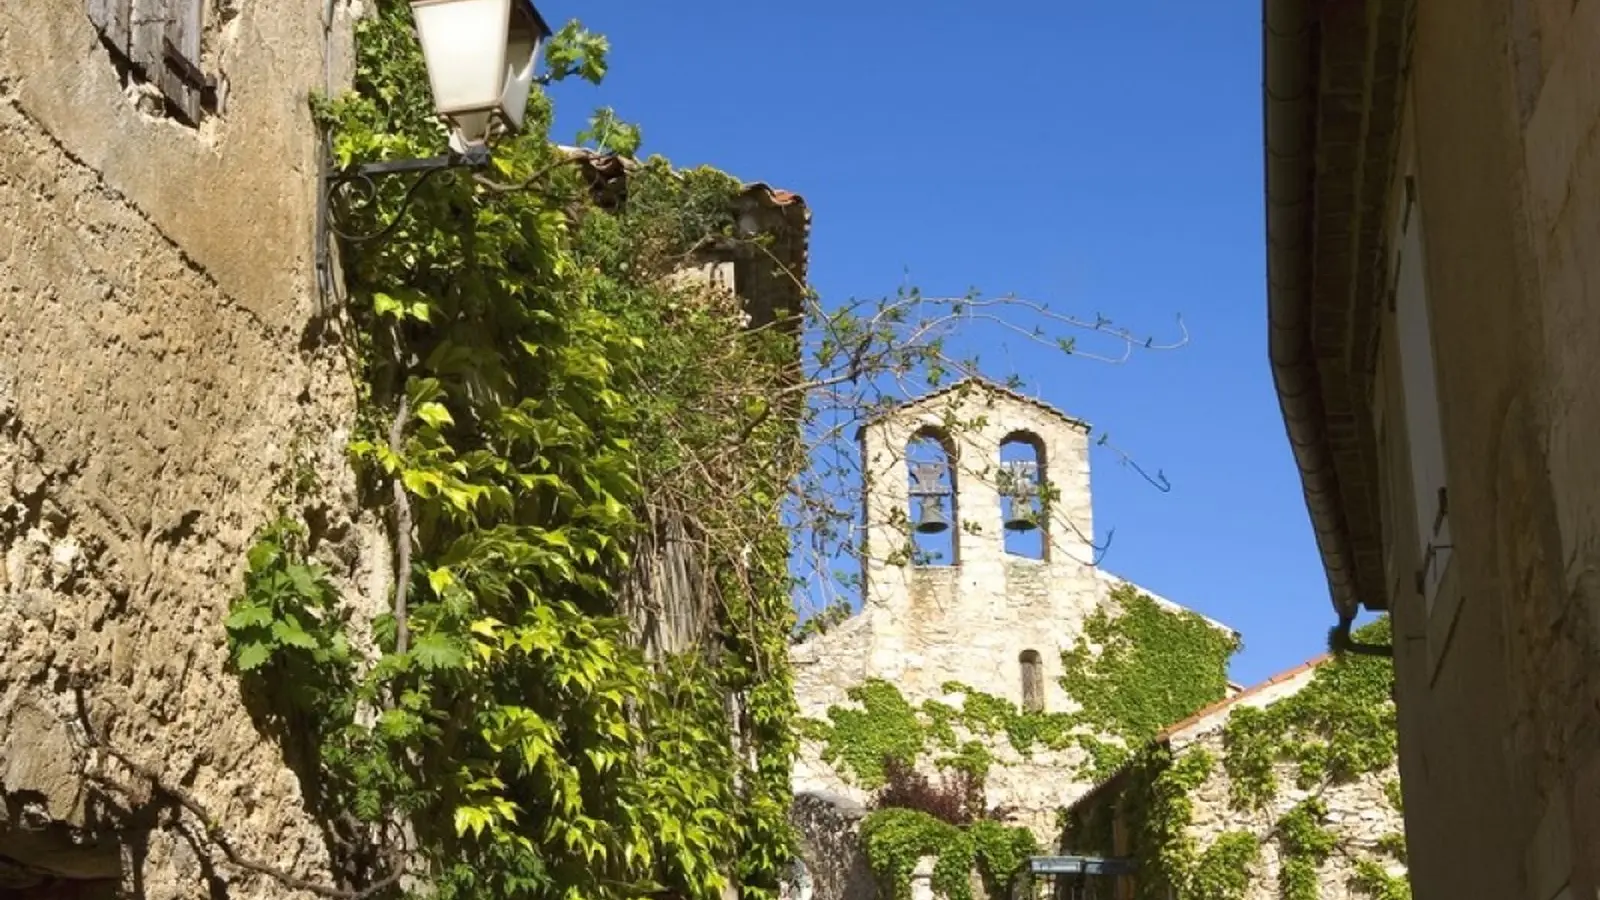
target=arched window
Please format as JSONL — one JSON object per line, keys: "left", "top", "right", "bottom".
{"left": 906, "top": 430, "right": 957, "bottom": 566}
{"left": 1020, "top": 649, "right": 1045, "bottom": 712}
{"left": 1000, "top": 433, "right": 1046, "bottom": 559}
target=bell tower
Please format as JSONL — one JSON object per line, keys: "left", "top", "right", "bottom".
{"left": 789, "top": 378, "right": 1236, "bottom": 866}
{"left": 852, "top": 377, "right": 1098, "bottom": 706}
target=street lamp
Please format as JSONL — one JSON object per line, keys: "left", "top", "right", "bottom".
{"left": 317, "top": 0, "right": 554, "bottom": 252}
{"left": 411, "top": 0, "right": 553, "bottom": 150}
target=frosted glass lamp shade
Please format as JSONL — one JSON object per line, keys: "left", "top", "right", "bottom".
{"left": 411, "top": 0, "right": 551, "bottom": 141}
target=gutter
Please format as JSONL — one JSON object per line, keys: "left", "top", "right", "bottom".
{"left": 1263, "top": 0, "right": 1361, "bottom": 619}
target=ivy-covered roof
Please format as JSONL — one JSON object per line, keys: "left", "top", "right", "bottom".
{"left": 1154, "top": 654, "right": 1330, "bottom": 743}
{"left": 1093, "top": 569, "right": 1237, "bottom": 643}
{"left": 557, "top": 145, "right": 811, "bottom": 294}
{"left": 1064, "top": 654, "right": 1333, "bottom": 815}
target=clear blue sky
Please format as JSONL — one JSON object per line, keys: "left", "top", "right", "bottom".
{"left": 547, "top": 0, "right": 1338, "bottom": 686}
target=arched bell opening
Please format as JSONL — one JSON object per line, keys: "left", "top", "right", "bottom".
{"left": 906, "top": 428, "right": 958, "bottom": 566}
{"left": 999, "top": 432, "right": 1047, "bottom": 560}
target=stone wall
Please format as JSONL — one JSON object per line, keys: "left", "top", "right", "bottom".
{"left": 1063, "top": 661, "right": 1407, "bottom": 899}
{"left": 1173, "top": 731, "right": 1405, "bottom": 899}
{"left": 0, "top": 0, "right": 368, "bottom": 896}
{"left": 786, "top": 793, "right": 876, "bottom": 900}
{"left": 1361, "top": 1, "right": 1600, "bottom": 897}
{"left": 1502, "top": 0, "right": 1600, "bottom": 895}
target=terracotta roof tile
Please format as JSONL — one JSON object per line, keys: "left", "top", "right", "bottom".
{"left": 554, "top": 147, "right": 811, "bottom": 291}
{"left": 1154, "top": 653, "right": 1331, "bottom": 742}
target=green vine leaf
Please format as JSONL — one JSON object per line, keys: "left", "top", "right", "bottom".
{"left": 416, "top": 401, "right": 455, "bottom": 429}
{"left": 411, "top": 633, "right": 468, "bottom": 671}
{"left": 234, "top": 642, "right": 273, "bottom": 672}
{"left": 577, "top": 107, "right": 642, "bottom": 157}
{"left": 544, "top": 21, "right": 610, "bottom": 85}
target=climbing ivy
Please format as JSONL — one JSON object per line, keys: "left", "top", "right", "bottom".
{"left": 1059, "top": 584, "right": 1240, "bottom": 779}
{"left": 226, "top": 3, "right": 801, "bottom": 898}
{"left": 805, "top": 680, "right": 1069, "bottom": 900}
{"left": 1277, "top": 799, "right": 1337, "bottom": 900}
{"left": 858, "top": 809, "right": 1037, "bottom": 900}
{"left": 1350, "top": 860, "right": 1412, "bottom": 900}
{"left": 804, "top": 586, "right": 1236, "bottom": 793}
{"left": 1187, "top": 831, "right": 1259, "bottom": 900}
{"left": 1060, "top": 618, "right": 1408, "bottom": 900}
{"left": 802, "top": 678, "right": 1081, "bottom": 789}
{"left": 1126, "top": 746, "right": 1215, "bottom": 899}
{"left": 1221, "top": 619, "right": 1398, "bottom": 811}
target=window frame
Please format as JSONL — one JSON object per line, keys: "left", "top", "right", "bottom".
{"left": 1389, "top": 172, "right": 1454, "bottom": 618}
{"left": 1019, "top": 649, "right": 1045, "bottom": 712}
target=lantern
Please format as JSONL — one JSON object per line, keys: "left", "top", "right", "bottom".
{"left": 410, "top": 0, "right": 553, "bottom": 146}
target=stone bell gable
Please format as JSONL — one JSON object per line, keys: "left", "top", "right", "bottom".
{"left": 847, "top": 377, "right": 1101, "bottom": 709}
{"left": 790, "top": 380, "right": 1237, "bottom": 832}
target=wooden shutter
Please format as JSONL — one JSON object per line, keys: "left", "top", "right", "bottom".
{"left": 87, "top": 0, "right": 132, "bottom": 57}
{"left": 1392, "top": 176, "right": 1452, "bottom": 610}
{"left": 87, "top": 0, "right": 208, "bottom": 123}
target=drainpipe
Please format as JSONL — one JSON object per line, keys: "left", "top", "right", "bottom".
{"left": 1264, "top": 0, "right": 1361, "bottom": 619}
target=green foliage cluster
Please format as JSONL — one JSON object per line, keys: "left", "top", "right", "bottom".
{"left": 1062, "top": 748, "right": 1259, "bottom": 900}
{"left": 1124, "top": 747, "right": 1215, "bottom": 899}
{"left": 1277, "top": 799, "right": 1336, "bottom": 900}
{"left": 1062, "top": 618, "right": 1408, "bottom": 900}
{"left": 1350, "top": 828, "right": 1410, "bottom": 900}
{"left": 802, "top": 678, "right": 1079, "bottom": 789}
{"left": 1187, "top": 831, "right": 1260, "bottom": 900}
{"left": 1350, "top": 859, "right": 1412, "bottom": 900}
{"left": 806, "top": 586, "right": 1236, "bottom": 794}
{"left": 858, "top": 809, "right": 1037, "bottom": 900}
{"left": 226, "top": 4, "right": 802, "bottom": 899}
{"left": 803, "top": 678, "right": 1080, "bottom": 899}
{"left": 807, "top": 680, "right": 928, "bottom": 788}
{"left": 1221, "top": 619, "right": 1398, "bottom": 810}
{"left": 1060, "top": 585, "right": 1240, "bottom": 779}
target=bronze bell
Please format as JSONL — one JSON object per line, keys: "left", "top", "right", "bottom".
{"left": 1004, "top": 507, "right": 1038, "bottom": 533}
{"left": 1002, "top": 460, "right": 1039, "bottom": 532}
{"left": 909, "top": 461, "right": 951, "bottom": 534}
{"left": 914, "top": 495, "right": 950, "bottom": 534}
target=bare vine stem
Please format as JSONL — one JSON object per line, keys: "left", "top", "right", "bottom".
{"left": 388, "top": 392, "right": 413, "bottom": 656}
{"left": 69, "top": 689, "right": 406, "bottom": 899}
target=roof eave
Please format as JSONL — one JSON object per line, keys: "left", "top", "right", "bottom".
{"left": 1263, "top": 0, "right": 1363, "bottom": 621}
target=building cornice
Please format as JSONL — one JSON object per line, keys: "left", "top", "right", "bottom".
{"left": 1263, "top": 0, "right": 1410, "bottom": 618}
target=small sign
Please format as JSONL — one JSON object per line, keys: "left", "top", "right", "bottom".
{"left": 1027, "top": 856, "right": 1136, "bottom": 877}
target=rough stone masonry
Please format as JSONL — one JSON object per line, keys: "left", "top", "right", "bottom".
{"left": 0, "top": 0, "right": 377, "bottom": 895}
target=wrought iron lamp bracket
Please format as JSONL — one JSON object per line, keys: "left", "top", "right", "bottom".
{"left": 323, "top": 146, "right": 492, "bottom": 245}
{"left": 313, "top": 139, "right": 493, "bottom": 304}
{"left": 321, "top": 144, "right": 491, "bottom": 245}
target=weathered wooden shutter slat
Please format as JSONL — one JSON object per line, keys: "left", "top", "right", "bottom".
{"left": 160, "top": 0, "right": 204, "bottom": 123}
{"left": 87, "top": 0, "right": 132, "bottom": 57}
{"left": 123, "top": 0, "right": 204, "bottom": 122}
{"left": 128, "top": 0, "right": 168, "bottom": 85}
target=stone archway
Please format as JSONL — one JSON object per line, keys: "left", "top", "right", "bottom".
{"left": 789, "top": 792, "right": 877, "bottom": 900}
